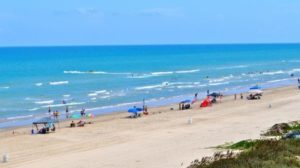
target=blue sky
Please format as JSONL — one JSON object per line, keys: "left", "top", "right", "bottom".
{"left": 0, "top": 0, "right": 300, "bottom": 46}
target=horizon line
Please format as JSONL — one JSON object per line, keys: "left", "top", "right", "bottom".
{"left": 1, "top": 42, "right": 300, "bottom": 48}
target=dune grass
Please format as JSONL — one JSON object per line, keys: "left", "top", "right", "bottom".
{"left": 263, "top": 122, "right": 300, "bottom": 136}
{"left": 188, "top": 139, "right": 300, "bottom": 168}
{"left": 217, "top": 140, "right": 258, "bottom": 150}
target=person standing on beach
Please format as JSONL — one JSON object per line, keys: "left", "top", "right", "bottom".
{"left": 66, "top": 106, "right": 69, "bottom": 119}
{"left": 298, "top": 78, "right": 300, "bottom": 84}
{"left": 234, "top": 94, "right": 237, "bottom": 100}
{"left": 48, "top": 106, "right": 51, "bottom": 115}
{"left": 240, "top": 93, "right": 243, "bottom": 99}
{"left": 207, "top": 90, "right": 209, "bottom": 96}
{"left": 80, "top": 108, "right": 85, "bottom": 117}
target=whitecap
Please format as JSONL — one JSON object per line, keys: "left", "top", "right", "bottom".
{"left": 151, "top": 71, "right": 174, "bottom": 76}
{"left": 28, "top": 108, "right": 40, "bottom": 111}
{"left": 176, "top": 85, "right": 195, "bottom": 89}
{"left": 267, "top": 78, "right": 290, "bottom": 83}
{"left": 7, "top": 115, "right": 33, "bottom": 120}
{"left": 0, "top": 86, "right": 10, "bottom": 89}
{"left": 35, "top": 83, "right": 43, "bottom": 86}
{"left": 175, "top": 69, "right": 200, "bottom": 74}
{"left": 216, "top": 65, "right": 248, "bottom": 70}
{"left": 88, "top": 93, "right": 98, "bottom": 97}
{"left": 262, "top": 70, "right": 285, "bottom": 75}
{"left": 95, "top": 90, "right": 108, "bottom": 94}
{"left": 209, "top": 74, "right": 235, "bottom": 83}
{"left": 42, "top": 102, "right": 85, "bottom": 108}
{"left": 35, "top": 100, "right": 54, "bottom": 105}
{"left": 64, "top": 70, "right": 131, "bottom": 75}
{"left": 209, "top": 82, "right": 230, "bottom": 86}
{"left": 49, "top": 81, "right": 69, "bottom": 85}
{"left": 135, "top": 84, "right": 163, "bottom": 90}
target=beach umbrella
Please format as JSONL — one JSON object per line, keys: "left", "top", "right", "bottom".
{"left": 250, "top": 85, "right": 262, "bottom": 90}
{"left": 128, "top": 108, "right": 138, "bottom": 113}
{"left": 71, "top": 114, "right": 81, "bottom": 119}
{"left": 181, "top": 99, "right": 191, "bottom": 104}
{"left": 86, "top": 113, "right": 94, "bottom": 118}
{"left": 135, "top": 107, "right": 143, "bottom": 111}
{"left": 209, "top": 92, "right": 221, "bottom": 97}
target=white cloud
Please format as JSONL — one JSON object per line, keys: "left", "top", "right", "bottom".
{"left": 76, "top": 8, "right": 100, "bottom": 16}
{"left": 138, "top": 8, "right": 184, "bottom": 17}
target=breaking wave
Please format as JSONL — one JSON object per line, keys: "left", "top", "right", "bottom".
{"left": 49, "top": 81, "right": 69, "bottom": 85}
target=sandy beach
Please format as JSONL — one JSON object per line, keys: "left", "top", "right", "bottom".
{"left": 1, "top": 85, "right": 300, "bottom": 168}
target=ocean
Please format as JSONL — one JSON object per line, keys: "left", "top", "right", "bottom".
{"left": 0, "top": 44, "right": 300, "bottom": 128}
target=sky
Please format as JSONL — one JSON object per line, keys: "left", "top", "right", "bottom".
{"left": 0, "top": 0, "right": 300, "bottom": 46}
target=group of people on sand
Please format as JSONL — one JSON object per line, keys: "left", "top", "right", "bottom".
{"left": 48, "top": 107, "right": 60, "bottom": 119}
{"left": 70, "top": 120, "right": 86, "bottom": 127}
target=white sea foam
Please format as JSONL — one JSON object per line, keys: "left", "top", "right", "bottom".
{"left": 41, "top": 102, "right": 85, "bottom": 108}
{"left": 7, "top": 115, "right": 33, "bottom": 120}
{"left": 64, "top": 70, "right": 106, "bottom": 74}
{"left": 99, "top": 95, "right": 111, "bottom": 99}
{"left": 95, "top": 90, "right": 108, "bottom": 94}
{"left": 35, "top": 83, "right": 43, "bottom": 86}
{"left": 262, "top": 70, "right": 285, "bottom": 75}
{"left": 216, "top": 65, "right": 248, "bottom": 70}
{"left": 0, "top": 86, "right": 10, "bottom": 89}
{"left": 88, "top": 93, "right": 98, "bottom": 97}
{"left": 290, "top": 68, "right": 300, "bottom": 73}
{"left": 151, "top": 71, "right": 174, "bottom": 76}
{"left": 209, "top": 82, "right": 229, "bottom": 86}
{"left": 175, "top": 69, "right": 200, "bottom": 74}
{"left": 267, "top": 78, "right": 290, "bottom": 83}
{"left": 176, "top": 85, "right": 195, "bottom": 89}
{"left": 49, "top": 81, "right": 69, "bottom": 85}
{"left": 130, "top": 69, "right": 200, "bottom": 79}
{"left": 86, "top": 101, "right": 141, "bottom": 111}
{"left": 35, "top": 100, "right": 54, "bottom": 105}
{"left": 88, "top": 90, "right": 109, "bottom": 97}
{"left": 63, "top": 94, "right": 71, "bottom": 97}
{"left": 135, "top": 84, "right": 163, "bottom": 90}
{"left": 64, "top": 70, "right": 131, "bottom": 75}
{"left": 28, "top": 108, "right": 40, "bottom": 111}
{"left": 209, "top": 74, "right": 235, "bottom": 83}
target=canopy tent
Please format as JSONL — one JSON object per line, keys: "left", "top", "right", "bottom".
{"left": 32, "top": 117, "right": 58, "bottom": 125}
{"left": 32, "top": 117, "right": 58, "bottom": 134}
{"left": 180, "top": 99, "right": 191, "bottom": 104}
{"left": 250, "top": 85, "right": 262, "bottom": 90}
{"left": 200, "top": 98, "right": 211, "bottom": 108}
{"left": 128, "top": 108, "right": 139, "bottom": 113}
{"left": 248, "top": 89, "right": 263, "bottom": 94}
{"left": 208, "top": 92, "right": 222, "bottom": 98}
{"left": 128, "top": 107, "right": 143, "bottom": 118}
{"left": 179, "top": 99, "right": 192, "bottom": 110}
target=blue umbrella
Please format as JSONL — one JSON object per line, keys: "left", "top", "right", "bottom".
{"left": 135, "top": 107, "right": 143, "bottom": 111}
{"left": 128, "top": 108, "right": 139, "bottom": 113}
{"left": 181, "top": 99, "right": 191, "bottom": 103}
{"left": 250, "top": 85, "right": 262, "bottom": 90}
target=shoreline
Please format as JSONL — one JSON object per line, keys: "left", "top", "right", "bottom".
{"left": 0, "top": 77, "right": 298, "bottom": 130}
{"left": 1, "top": 84, "right": 300, "bottom": 167}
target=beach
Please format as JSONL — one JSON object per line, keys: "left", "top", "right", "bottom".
{"left": 1, "top": 85, "right": 300, "bottom": 168}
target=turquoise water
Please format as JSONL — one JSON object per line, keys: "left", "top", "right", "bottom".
{"left": 0, "top": 44, "right": 300, "bottom": 128}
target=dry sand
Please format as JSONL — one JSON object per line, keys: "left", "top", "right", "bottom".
{"left": 1, "top": 86, "right": 300, "bottom": 168}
